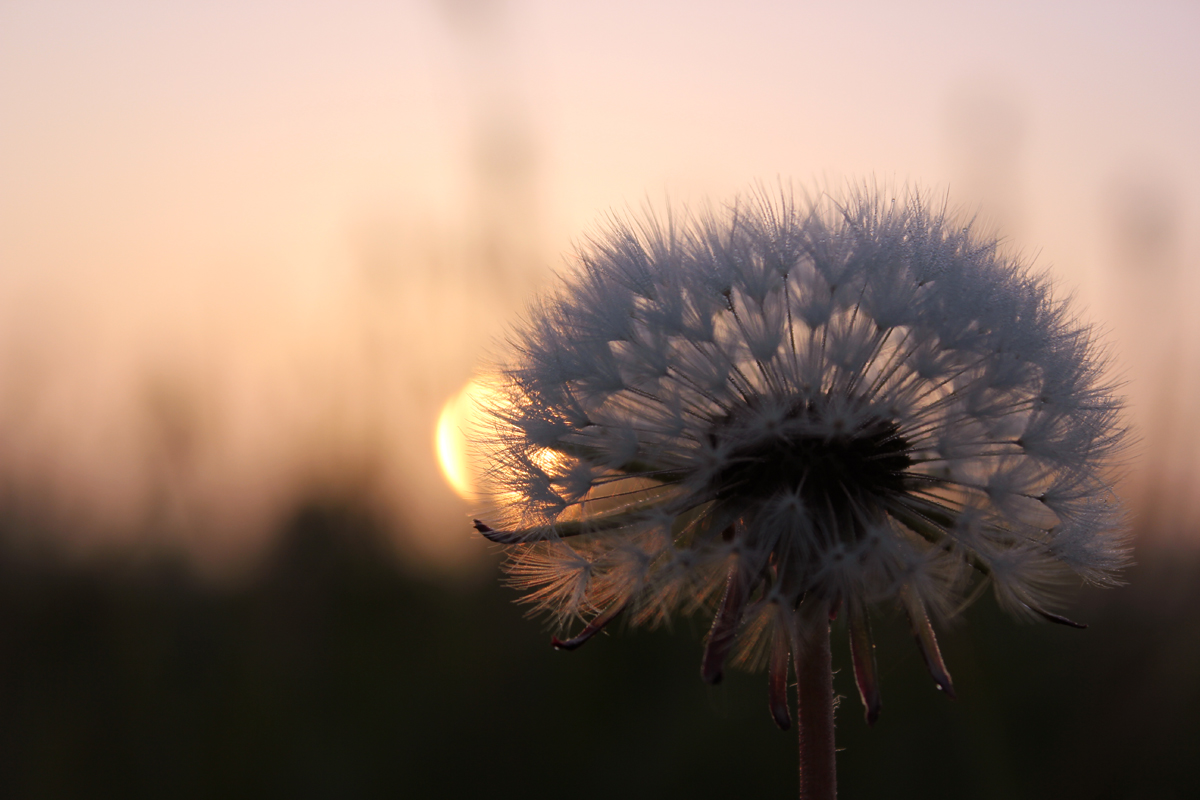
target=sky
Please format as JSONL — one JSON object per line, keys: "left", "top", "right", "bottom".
{"left": 1, "top": 0, "right": 1198, "bottom": 573}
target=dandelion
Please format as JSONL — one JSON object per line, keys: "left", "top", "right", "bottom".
{"left": 472, "top": 185, "right": 1128, "bottom": 798}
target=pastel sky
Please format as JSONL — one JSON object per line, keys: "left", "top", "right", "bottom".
{"left": 2, "top": 0, "right": 1197, "bottom": 571}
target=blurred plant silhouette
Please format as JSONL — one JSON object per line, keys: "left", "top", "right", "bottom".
{"left": 0, "top": 495, "right": 1196, "bottom": 799}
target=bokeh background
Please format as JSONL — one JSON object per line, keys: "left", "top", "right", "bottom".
{"left": 2, "top": 1, "right": 1198, "bottom": 797}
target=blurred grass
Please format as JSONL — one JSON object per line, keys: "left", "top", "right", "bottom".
{"left": 0, "top": 501, "right": 1196, "bottom": 799}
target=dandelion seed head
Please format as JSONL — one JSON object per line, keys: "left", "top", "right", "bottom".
{"left": 473, "top": 184, "right": 1129, "bottom": 719}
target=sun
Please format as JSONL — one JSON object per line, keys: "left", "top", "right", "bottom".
{"left": 436, "top": 377, "right": 563, "bottom": 501}
{"left": 436, "top": 378, "right": 488, "bottom": 499}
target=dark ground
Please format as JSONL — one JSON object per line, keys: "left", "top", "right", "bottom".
{"left": 0, "top": 501, "right": 1196, "bottom": 799}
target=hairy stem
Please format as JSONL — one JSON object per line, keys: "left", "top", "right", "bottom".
{"left": 795, "top": 612, "right": 837, "bottom": 800}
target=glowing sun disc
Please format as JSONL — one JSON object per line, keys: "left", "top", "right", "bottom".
{"left": 436, "top": 378, "right": 491, "bottom": 499}
{"left": 436, "top": 377, "right": 562, "bottom": 501}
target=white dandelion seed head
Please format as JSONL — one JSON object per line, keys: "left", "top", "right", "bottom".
{"left": 474, "top": 184, "right": 1129, "bottom": 715}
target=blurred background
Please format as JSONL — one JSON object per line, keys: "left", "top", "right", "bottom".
{"left": 1, "top": 0, "right": 1198, "bottom": 797}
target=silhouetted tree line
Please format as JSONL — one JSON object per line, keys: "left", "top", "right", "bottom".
{"left": 0, "top": 500, "right": 1196, "bottom": 799}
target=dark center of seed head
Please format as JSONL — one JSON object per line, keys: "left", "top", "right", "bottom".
{"left": 707, "top": 400, "right": 912, "bottom": 524}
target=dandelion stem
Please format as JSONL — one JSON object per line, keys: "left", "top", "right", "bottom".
{"left": 795, "top": 612, "right": 837, "bottom": 800}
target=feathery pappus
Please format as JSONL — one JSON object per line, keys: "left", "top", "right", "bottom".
{"left": 471, "top": 185, "right": 1128, "bottom": 732}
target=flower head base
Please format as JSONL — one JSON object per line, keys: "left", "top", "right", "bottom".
{"left": 474, "top": 186, "right": 1127, "bottom": 727}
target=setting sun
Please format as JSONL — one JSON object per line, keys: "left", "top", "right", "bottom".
{"left": 436, "top": 379, "right": 486, "bottom": 500}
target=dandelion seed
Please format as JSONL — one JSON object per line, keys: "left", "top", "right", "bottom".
{"left": 473, "top": 184, "right": 1128, "bottom": 799}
